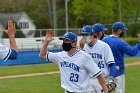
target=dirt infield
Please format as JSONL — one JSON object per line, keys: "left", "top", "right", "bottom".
{"left": 0, "top": 62, "right": 139, "bottom": 80}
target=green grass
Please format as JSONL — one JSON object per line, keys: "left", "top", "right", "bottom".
{"left": 0, "top": 63, "right": 58, "bottom": 76}
{"left": 0, "top": 57, "right": 139, "bottom": 76}
{"left": 126, "top": 65, "right": 140, "bottom": 93}
{"left": 0, "top": 57, "right": 139, "bottom": 93}
{"left": 0, "top": 65, "right": 139, "bottom": 93}
{"left": 0, "top": 74, "right": 63, "bottom": 93}
{"left": 124, "top": 57, "right": 140, "bottom": 63}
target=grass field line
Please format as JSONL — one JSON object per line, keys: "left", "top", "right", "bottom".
{"left": 125, "top": 61, "right": 140, "bottom": 66}
{"left": 0, "top": 62, "right": 140, "bottom": 80}
{"left": 0, "top": 71, "right": 59, "bottom": 80}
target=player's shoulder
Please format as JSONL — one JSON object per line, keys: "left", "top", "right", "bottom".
{"left": 58, "top": 51, "right": 67, "bottom": 55}
{"left": 48, "top": 51, "right": 66, "bottom": 56}
{"left": 103, "top": 35, "right": 118, "bottom": 40}
{"left": 78, "top": 49, "right": 86, "bottom": 55}
{"left": 78, "top": 49, "right": 89, "bottom": 55}
{"left": 97, "top": 39, "right": 109, "bottom": 47}
{"left": 103, "top": 35, "right": 125, "bottom": 44}
{"left": 98, "top": 39, "right": 106, "bottom": 44}
{"left": 103, "top": 35, "right": 121, "bottom": 41}
{"left": 79, "top": 50, "right": 92, "bottom": 59}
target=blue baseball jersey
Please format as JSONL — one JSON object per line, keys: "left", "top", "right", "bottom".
{"left": 0, "top": 43, "right": 11, "bottom": 61}
{"left": 103, "top": 35, "right": 140, "bottom": 77}
{"left": 46, "top": 49, "right": 101, "bottom": 92}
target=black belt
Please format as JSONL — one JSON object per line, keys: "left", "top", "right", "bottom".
{"left": 67, "top": 91, "right": 74, "bottom": 93}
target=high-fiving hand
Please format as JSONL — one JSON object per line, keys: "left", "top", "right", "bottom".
{"left": 5, "top": 20, "right": 16, "bottom": 37}
{"left": 45, "top": 29, "right": 54, "bottom": 42}
{"left": 79, "top": 38, "right": 85, "bottom": 49}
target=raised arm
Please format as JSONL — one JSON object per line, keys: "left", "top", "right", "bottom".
{"left": 39, "top": 29, "right": 54, "bottom": 59}
{"left": 5, "top": 20, "right": 18, "bottom": 52}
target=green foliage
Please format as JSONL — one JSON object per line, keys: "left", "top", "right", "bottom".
{"left": 71, "top": 0, "right": 116, "bottom": 27}
{"left": 122, "top": 37, "right": 139, "bottom": 45}
{"left": 0, "top": 0, "right": 140, "bottom": 37}
{"left": 127, "top": 24, "right": 140, "bottom": 37}
{"left": 25, "top": 0, "right": 49, "bottom": 28}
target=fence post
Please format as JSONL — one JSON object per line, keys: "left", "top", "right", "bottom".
{"left": 39, "top": 29, "right": 42, "bottom": 37}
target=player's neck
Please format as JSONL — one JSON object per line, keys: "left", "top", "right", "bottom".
{"left": 88, "top": 38, "right": 97, "bottom": 46}
{"left": 67, "top": 48, "right": 77, "bottom": 55}
{"left": 112, "top": 33, "right": 120, "bottom": 37}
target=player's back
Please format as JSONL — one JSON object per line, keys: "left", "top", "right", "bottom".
{"left": 103, "top": 35, "right": 125, "bottom": 68}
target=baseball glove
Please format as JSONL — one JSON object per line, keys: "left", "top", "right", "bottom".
{"left": 107, "top": 78, "right": 116, "bottom": 92}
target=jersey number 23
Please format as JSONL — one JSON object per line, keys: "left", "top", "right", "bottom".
{"left": 70, "top": 73, "right": 79, "bottom": 82}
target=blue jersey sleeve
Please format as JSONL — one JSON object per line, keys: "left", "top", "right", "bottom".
{"left": 109, "top": 63, "right": 116, "bottom": 78}
{"left": 119, "top": 40, "right": 140, "bottom": 56}
{"left": 8, "top": 49, "right": 18, "bottom": 59}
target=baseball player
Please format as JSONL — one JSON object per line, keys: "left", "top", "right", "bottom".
{"left": 39, "top": 30, "right": 109, "bottom": 93}
{"left": 92, "top": 23, "right": 108, "bottom": 40}
{"left": 0, "top": 20, "right": 18, "bottom": 61}
{"left": 103, "top": 22, "right": 140, "bottom": 93}
{"left": 79, "top": 25, "right": 116, "bottom": 93}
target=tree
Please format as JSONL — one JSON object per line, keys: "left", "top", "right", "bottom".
{"left": 71, "top": 0, "right": 116, "bottom": 27}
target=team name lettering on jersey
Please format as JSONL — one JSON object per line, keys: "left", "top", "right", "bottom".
{"left": 89, "top": 53, "right": 102, "bottom": 59}
{"left": 60, "top": 61, "right": 80, "bottom": 72}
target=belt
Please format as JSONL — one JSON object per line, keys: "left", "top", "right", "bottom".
{"left": 67, "top": 91, "right": 74, "bottom": 93}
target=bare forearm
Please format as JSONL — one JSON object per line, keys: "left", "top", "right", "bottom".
{"left": 39, "top": 40, "right": 49, "bottom": 59}
{"left": 9, "top": 36, "right": 18, "bottom": 52}
{"left": 40, "top": 29, "right": 54, "bottom": 59}
{"left": 97, "top": 74, "right": 108, "bottom": 92}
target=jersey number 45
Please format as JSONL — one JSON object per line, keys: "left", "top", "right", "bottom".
{"left": 98, "top": 61, "right": 105, "bottom": 69}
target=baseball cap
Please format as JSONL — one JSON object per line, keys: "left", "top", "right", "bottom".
{"left": 93, "top": 23, "right": 108, "bottom": 33}
{"left": 59, "top": 32, "right": 77, "bottom": 42}
{"left": 112, "top": 22, "right": 128, "bottom": 30}
{"left": 79, "top": 25, "right": 94, "bottom": 35}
